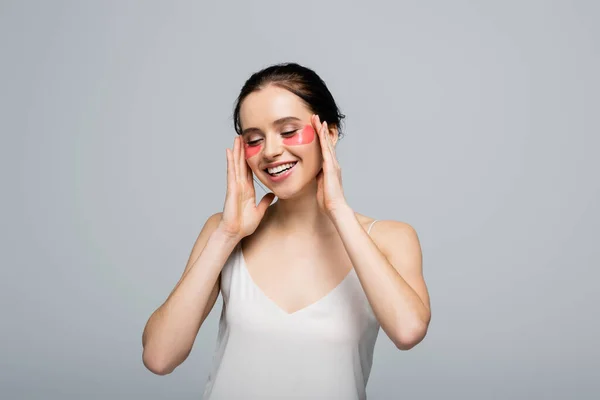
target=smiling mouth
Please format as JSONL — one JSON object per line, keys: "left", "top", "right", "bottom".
{"left": 264, "top": 162, "right": 297, "bottom": 176}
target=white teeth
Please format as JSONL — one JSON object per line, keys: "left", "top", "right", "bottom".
{"left": 267, "top": 162, "right": 296, "bottom": 174}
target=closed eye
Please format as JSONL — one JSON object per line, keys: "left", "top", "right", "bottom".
{"left": 246, "top": 129, "right": 297, "bottom": 146}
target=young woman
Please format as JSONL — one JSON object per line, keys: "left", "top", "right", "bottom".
{"left": 142, "top": 63, "right": 431, "bottom": 399}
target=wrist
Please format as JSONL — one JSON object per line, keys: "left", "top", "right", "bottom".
{"left": 212, "top": 225, "right": 243, "bottom": 246}
{"left": 329, "top": 202, "right": 354, "bottom": 222}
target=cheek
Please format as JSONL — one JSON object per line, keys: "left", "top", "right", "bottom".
{"left": 244, "top": 143, "right": 262, "bottom": 159}
{"left": 283, "top": 125, "right": 315, "bottom": 146}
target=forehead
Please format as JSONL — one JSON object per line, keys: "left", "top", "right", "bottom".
{"left": 239, "top": 85, "right": 312, "bottom": 130}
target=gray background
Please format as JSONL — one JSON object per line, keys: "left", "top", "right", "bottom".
{"left": 1, "top": 0, "right": 598, "bottom": 399}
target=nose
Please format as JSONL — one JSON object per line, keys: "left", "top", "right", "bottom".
{"left": 262, "top": 135, "right": 283, "bottom": 159}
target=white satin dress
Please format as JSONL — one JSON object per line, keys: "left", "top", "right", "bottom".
{"left": 202, "top": 220, "right": 381, "bottom": 400}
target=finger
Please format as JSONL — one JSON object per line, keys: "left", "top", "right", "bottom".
{"left": 236, "top": 136, "right": 245, "bottom": 182}
{"left": 241, "top": 139, "right": 256, "bottom": 188}
{"left": 313, "top": 115, "right": 328, "bottom": 158}
{"left": 245, "top": 163, "right": 254, "bottom": 185}
{"left": 323, "top": 121, "right": 332, "bottom": 149}
{"left": 319, "top": 120, "right": 332, "bottom": 163}
{"left": 226, "top": 148, "right": 235, "bottom": 188}
{"left": 238, "top": 136, "right": 245, "bottom": 182}
{"left": 256, "top": 192, "right": 276, "bottom": 216}
{"left": 239, "top": 137, "right": 248, "bottom": 178}
{"left": 323, "top": 121, "right": 338, "bottom": 167}
{"left": 232, "top": 136, "right": 240, "bottom": 182}
{"left": 312, "top": 114, "right": 323, "bottom": 138}
{"left": 314, "top": 113, "right": 321, "bottom": 127}
{"left": 314, "top": 116, "right": 335, "bottom": 170}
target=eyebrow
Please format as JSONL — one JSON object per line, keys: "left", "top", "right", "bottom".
{"left": 241, "top": 116, "right": 302, "bottom": 136}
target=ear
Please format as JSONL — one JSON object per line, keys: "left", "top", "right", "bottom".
{"left": 327, "top": 124, "right": 339, "bottom": 147}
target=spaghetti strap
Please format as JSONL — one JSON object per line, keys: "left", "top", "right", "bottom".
{"left": 367, "top": 219, "right": 379, "bottom": 235}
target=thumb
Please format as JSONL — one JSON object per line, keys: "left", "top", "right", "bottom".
{"left": 256, "top": 192, "right": 276, "bottom": 216}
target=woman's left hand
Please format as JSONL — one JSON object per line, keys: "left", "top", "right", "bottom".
{"left": 312, "top": 114, "right": 348, "bottom": 217}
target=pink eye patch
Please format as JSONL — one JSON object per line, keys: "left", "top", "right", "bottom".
{"left": 244, "top": 124, "right": 316, "bottom": 159}
{"left": 244, "top": 142, "right": 261, "bottom": 159}
{"left": 283, "top": 124, "right": 315, "bottom": 146}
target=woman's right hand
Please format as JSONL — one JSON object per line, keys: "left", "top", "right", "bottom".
{"left": 218, "top": 136, "right": 275, "bottom": 241}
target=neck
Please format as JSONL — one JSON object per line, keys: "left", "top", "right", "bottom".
{"left": 267, "top": 182, "right": 336, "bottom": 236}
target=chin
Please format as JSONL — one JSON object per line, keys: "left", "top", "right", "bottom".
{"left": 272, "top": 180, "right": 318, "bottom": 201}
{"left": 271, "top": 188, "right": 300, "bottom": 200}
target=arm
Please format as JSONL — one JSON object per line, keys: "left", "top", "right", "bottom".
{"left": 310, "top": 115, "right": 430, "bottom": 349}
{"left": 142, "top": 134, "right": 273, "bottom": 375}
{"left": 141, "top": 212, "right": 239, "bottom": 375}
{"left": 331, "top": 206, "right": 431, "bottom": 350}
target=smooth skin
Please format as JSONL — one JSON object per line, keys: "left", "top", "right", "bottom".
{"left": 142, "top": 85, "right": 431, "bottom": 376}
{"left": 141, "top": 135, "right": 273, "bottom": 375}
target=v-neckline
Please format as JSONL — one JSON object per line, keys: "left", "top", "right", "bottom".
{"left": 238, "top": 244, "right": 355, "bottom": 316}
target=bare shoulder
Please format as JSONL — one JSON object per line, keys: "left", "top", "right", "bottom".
{"left": 353, "top": 213, "right": 428, "bottom": 310}
{"left": 206, "top": 211, "right": 224, "bottom": 227}
{"left": 184, "top": 212, "right": 223, "bottom": 272}
{"left": 374, "top": 220, "right": 420, "bottom": 259}
{"left": 354, "top": 212, "right": 379, "bottom": 230}
{"left": 370, "top": 219, "right": 419, "bottom": 244}
{"left": 355, "top": 213, "right": 421, "bottom": 264}
{"left": 196, "top": 211, "right": 224, "bottom": 244}
{"left": 166, "top": 211, "right": 224, "bottom": 304}
{"left": 354, "top": 213, "right": 417, "bottom": 236}
{"left": 204, "top": 211, "right": 223, "bottom": 233}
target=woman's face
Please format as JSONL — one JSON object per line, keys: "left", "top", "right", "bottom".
{"left": 239, "top": 85, "right": 334, "bottom": 199}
